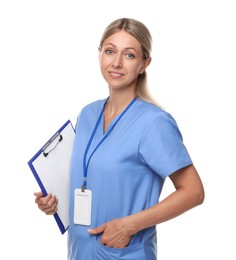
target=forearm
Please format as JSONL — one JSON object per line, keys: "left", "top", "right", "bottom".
{"left": 88, "top": 189, "right": 201, "bottom": 248}
{"left": 132, "top": 165, "right": 204, "bottom": 234}
{"left": 127, "top": 188, "right": 202, "bottom": 235}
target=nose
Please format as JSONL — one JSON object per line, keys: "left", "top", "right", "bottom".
{"left": 112, "top": 53, "right": 122, "bottom": 68}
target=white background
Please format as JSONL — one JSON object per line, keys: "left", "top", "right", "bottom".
{"left": 0, "top": 0, "right": 235, "bottom": 259}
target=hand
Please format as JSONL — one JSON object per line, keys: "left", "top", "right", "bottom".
{"left": 88, "top": 218, "right": 134, "bottom": 248}
{"left": 34, "top": 191, "right": 58, "bottom": 215}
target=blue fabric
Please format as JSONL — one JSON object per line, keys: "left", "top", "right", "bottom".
{"left": 68, "top": 99, "right": 192, "bottom": 260}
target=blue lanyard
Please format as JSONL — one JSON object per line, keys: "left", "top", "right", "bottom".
{"left": 82, "top": 97, "right": 137, "bottom": 191}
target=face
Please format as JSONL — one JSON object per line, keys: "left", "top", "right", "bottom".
{"left": 99, "top": 30, "right": 151, "bottom": 92}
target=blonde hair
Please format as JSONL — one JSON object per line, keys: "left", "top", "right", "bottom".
{"left": 99, "top": 18, "right": 158, "bottom": 105}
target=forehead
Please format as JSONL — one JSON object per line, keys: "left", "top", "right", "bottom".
{"left": 103, "top": 30, "right": 142, "bottom": 50}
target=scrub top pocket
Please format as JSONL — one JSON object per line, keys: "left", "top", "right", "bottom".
{"left": 94, "top": 237, "right": 146, "bottom": 260}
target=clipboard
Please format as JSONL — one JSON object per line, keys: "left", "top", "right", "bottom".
{"left": 28, "top": 120, "right": 75, "bottom": 234}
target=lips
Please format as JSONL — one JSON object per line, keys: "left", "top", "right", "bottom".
{"left": 109, "top": 71, "right": 124, "bottom": 79}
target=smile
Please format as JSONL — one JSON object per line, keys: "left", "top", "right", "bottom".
{"left": 109, "top": 71, "right": 124, "bottom": 79}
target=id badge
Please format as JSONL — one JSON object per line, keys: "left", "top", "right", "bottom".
{"left": 74, "top": 188, "right": 92, "bottom": 226}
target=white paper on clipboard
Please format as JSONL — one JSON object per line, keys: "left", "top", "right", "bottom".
{"left": 28, "top": 120, "right": 75, "bottom": 234}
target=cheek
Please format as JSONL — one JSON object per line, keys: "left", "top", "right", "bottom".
{"left": 131, "top": 64, "right": 143, "bottom": 77}
{"left": 99, "top": 58, "right": 109, "bottom": 79}
{"left": 100, "top": 55, "right": 111, "bottom": 67}
{"left": 99, "top": 58, "right": 106, "bottom": 72}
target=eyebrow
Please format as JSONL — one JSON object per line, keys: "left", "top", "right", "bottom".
{"left": 104, "top": 43, "right": 137, "bottom": 52}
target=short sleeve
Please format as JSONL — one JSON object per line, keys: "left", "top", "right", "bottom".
{"left": 138, "top": 112, "right": 192, "bottom": 179}
{"left": 74, "top": 113, "right": 81, "bottom": 133}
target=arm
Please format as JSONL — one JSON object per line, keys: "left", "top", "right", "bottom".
{"left": 88, "top": 164, "right": 204, "bottom": 247}
{"left": 127, "top": 164, "right": 204, "bottom": 230}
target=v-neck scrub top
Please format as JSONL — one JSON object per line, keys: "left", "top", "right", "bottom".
{"left": 68, "top": 98, "right": 192, "bottom": 260}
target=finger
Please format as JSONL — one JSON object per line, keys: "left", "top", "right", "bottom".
{"left": 34, "top": 191, "right": 43, "bottom": 198}
{"left": 40, "top": 195, "right": 57, "bottom": 209}
{"left": 44, "top": 202, "right": 58, "bottom": 215}
{"left": 41, "top": 195, "right": 57, "bottom": 208}
{"left": 37, "top": 195, "right": 57, "bottom": 211}
{"left": 88, "top": 223, "right": 107, "bottom": 235}
{"left": 45, "top": 208, "right": 57, "bottom": 215}
{"left": 35, "top": 193, "right": 53, "bottom": 206}
{"left": 40, "top": 197, "right": 58, "bottom": 215}
{"left": 105, "top": 236, "right": 131, "bottom": 248}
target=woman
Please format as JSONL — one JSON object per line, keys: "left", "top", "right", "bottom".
{"left": 34, "top": 18, "right": 204, "bottom": 260}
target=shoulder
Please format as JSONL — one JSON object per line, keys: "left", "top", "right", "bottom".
{"left": 75, "top": 99, "right": 106, "bottom": 129}
{"left": 80, "top": 99, "right": 106, "bottom": 115}
{"left": 135, "top": 99, "right": 176, "bottom": 125}
{"left": 134, "top": 99, "right": 183, "bottom": 141}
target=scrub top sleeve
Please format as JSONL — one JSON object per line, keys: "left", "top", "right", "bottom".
{"left": 138, "top": 112, "right": 192, "bottom": 179}
{"left": 74, "top": 112, "right": 82, "bottom": 133}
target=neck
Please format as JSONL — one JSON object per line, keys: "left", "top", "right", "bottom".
{"left": 106, "top": 90, "right": 135, "bottom": 115}
{"left": 103, "top": 92, "right": 135, "bottom": 133}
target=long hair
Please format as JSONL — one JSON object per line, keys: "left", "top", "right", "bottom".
{"left": 99, "top": 18, "right": 158, "bottom": 105}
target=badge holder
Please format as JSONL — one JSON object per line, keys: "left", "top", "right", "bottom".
{"left": 74, "top": 187, "right": 92, "bottom": 226}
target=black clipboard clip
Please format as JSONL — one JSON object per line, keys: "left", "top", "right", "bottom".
{"left": 42, "top": 133, "right": 63, "bottom": 157}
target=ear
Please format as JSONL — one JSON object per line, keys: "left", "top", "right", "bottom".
{"left": 139, "top": 57, "right": 152, "bottom": 74}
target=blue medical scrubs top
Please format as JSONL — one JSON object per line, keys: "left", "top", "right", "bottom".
{"left": 68, "top": 98, "right": 192, "bottom": 260}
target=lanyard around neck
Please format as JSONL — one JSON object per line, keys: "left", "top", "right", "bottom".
{"left": 82, "top": 97, "right": 137, "bottom": 191}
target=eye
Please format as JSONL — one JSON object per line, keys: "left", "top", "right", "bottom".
{"left": 105, "top": 49, "right": 114, "bottom": 55}
{"left": 125, "top": 53, "right": 135, "bottom": 59}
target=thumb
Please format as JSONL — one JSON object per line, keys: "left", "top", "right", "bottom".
{"left": 88, "top": 223, "right": 107, "bottom": 235}
{"left": 34, "top": 191, "right": 43, "bottom": 198}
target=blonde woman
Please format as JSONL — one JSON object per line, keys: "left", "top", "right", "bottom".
{"left": 35, "top": 18, "right": 204, "bottom": 260}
